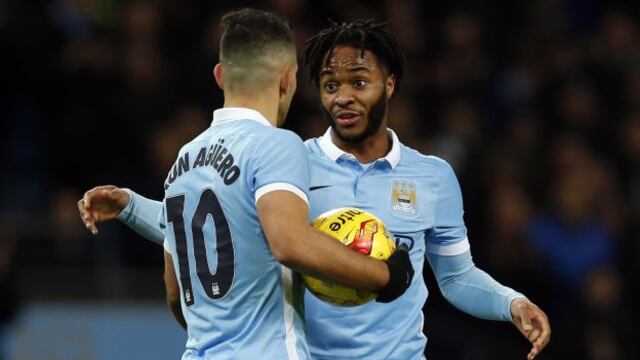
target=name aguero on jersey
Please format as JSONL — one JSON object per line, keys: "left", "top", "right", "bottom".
{"left": 164, "top": 138, "right": 240, "bottom": 190}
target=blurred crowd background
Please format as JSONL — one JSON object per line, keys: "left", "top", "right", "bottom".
{"left": 1, "top": 0, "right": 639, "bottom": 359}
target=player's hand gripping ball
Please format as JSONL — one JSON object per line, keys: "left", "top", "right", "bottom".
{"left": 302, "top": 207, "right": 397, "bottom": 306}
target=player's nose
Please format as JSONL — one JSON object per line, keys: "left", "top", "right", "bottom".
{"left": 334, "top": 89, "right": 355, "bottom": 107}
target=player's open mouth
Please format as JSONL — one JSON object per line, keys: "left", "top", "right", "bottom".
{"left": 335, "top": 111, "right": 361, "bottom": 127}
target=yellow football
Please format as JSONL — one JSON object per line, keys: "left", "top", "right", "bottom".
{"left": 302, "top": 207, "right": 396, "bottom": 306}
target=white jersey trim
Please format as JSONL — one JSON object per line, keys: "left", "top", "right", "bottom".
{"left": 163, "top": 238, "right": 171, "bottom": 253}
{"left": 211, "top": 107, "right": 272, "bottom": 127}
{"left": 281, "top": 266, "right": 301, "bottom": 360}
{"left": 426, "top": 237, "right": 470, "bottom": 256}
{"left": 318, "top": 127, "right": 401, "bottom": 169}
{"left": 255, "top": 182, "right": 309, "bottom": 205}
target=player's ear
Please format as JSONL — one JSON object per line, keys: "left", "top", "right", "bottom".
{"left": 280, "top": 66, "right": 296, "bottom": 97}
{"left": 385, "top": 74, "right": 396, "bottom": 99}
{"left": 213, "top": 63, "right": 224, "bottom": 89}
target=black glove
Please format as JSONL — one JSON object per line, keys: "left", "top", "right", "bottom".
{"left": 376, "top": 245, "right": 414, "bottom": 303}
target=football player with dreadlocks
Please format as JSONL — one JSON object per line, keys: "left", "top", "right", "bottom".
{"left": 299, "top": 19, "right": 550, "bottom": 360}
{"left": 78, "top": 19, "right": 550, "bottom": 359}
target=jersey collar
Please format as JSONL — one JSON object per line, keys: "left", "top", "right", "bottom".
{"left": 318, "top": 127, "right": 401, "bottom": 169}
{"left": 212, "top": 107, "right": 272, "bottom": 127}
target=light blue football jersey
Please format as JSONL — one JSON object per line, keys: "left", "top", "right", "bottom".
{"left": 161, "top": 108, "right": 311, "bottom": 360}
{"left": 303, "top": 129, "right": 470, "bottom": 360}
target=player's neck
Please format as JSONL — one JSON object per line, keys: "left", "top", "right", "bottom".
{"left": 223, "top": 92, "right": 280, "bottom": 127}
{"left": 331, "top": 121, "right": 391, "bottom": 164}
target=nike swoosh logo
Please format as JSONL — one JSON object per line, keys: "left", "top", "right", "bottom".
{"left": 310, "top": 185, "right": 331, "bottom": 191}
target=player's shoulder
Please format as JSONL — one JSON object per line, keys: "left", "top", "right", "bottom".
{"left": 399, "top": 143, "right": 456, "bottom": 178}
{"left": 257, "top": 125, "right": 303, "bottom": 141}
{"left": 303, "top": 137, "right": 338, "bottom": 164}
{"left": 253, "top": 126, "right": 305, "bottom": 149}
{"left": 303, "top": 137, "right": 316, "bottom": 147}
{"left": 303, "top": 137, "right": 321, "bottom": 153}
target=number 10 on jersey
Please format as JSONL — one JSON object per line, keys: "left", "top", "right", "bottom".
{"left": 166, "top": 189, "right": 236, "bottom": 305}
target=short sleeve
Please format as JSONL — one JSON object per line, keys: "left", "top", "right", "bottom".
{"left": 249, "top": 130, "right": 310, "bottom": 205}
{"left": 426, "top": 162, "right": 469, "bottom": 256}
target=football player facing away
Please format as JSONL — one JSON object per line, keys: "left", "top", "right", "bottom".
{"left": 79, "top": 19, "right": 549, "bottom": 360}
{"left": 78, "top": 10, "right": 413, "bottom": 360}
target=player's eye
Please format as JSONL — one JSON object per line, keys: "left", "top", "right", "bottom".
{"left": 353, "top": 79, "right": 367, "bottom": 88}
{"left": 324, "top": 82, "right": 338, "bottom": 92}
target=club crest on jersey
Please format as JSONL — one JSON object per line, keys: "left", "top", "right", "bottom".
{"left": 391, "top": 178, "right": 418, "bottom": 216}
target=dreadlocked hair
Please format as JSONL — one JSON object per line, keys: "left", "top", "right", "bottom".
{"left": 303, "top": 19, "right": 405, "bottom": 93}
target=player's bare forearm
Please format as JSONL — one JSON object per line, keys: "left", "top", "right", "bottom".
{"left": 169, "top": 300, "right": 187, "bottom": 330}
{"left": 257, "top": 190, "right": 389, "bottom": 291}
{"left": 164, "top": 251, "right": 187, "bottom": 330}
{"left": 287, "top": 223, "right": 389, "bottom": 291}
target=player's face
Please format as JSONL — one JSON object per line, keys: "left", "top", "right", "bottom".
{"left": 319, "top": 46, "right": 394, "bottom": 143}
